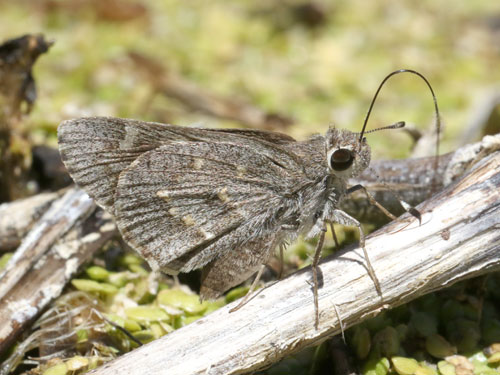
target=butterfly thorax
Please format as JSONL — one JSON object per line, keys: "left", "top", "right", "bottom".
{"left": 274, "top": 128, "right": 370, "bottom": 241}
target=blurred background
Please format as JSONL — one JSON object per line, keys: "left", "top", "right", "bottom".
{"left": 0, "top": 1, "right": 499, "bottom": 374}
{"left": 1, "top": 0, "right": 499, "bottom": 159}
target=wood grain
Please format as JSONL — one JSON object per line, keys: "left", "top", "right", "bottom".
{"left": 88, "top": 146, "right": 500, "bottom": 375}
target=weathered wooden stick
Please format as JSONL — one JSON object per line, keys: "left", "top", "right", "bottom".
{"left": 343, "top": 133, "right": 499, "bottom": 223}
{"left": 0, "top": 191, "right": 61, "bottom": 252}
{"left": 0, "top": 188, "right": 94, "bottom": 301}
{"left": 0, "top": 135, "right": 497, "bottom": 365}
{"left": 89, "top": 150, "right": 500, "bottom": 375}
{"left": 0, "top": 189, "right": 117, "bottom": 356}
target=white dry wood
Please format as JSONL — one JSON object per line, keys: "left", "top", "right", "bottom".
{"left": 0, "top": 190, "right": 61, "bottom": 251}
{"left": 89, "top": 150, "right": 500, "bottom": 374}
{"left": 0, "top": 188, "right": 95, "bottom": 301}
{"left": 0, "top": 198, "right": 117, "bottom": 355}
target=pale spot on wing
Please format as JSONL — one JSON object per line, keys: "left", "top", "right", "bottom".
{"left": 217, "top": 187, "right": 230, "bottom": 202}
{"left": 120, "top": 126, "right": 141, "bottom": 149}
{"left": 191, "top": 158, "right": 204, "bottom": 170}
{"left": 199, "top": 227, "right": 215, "bottom": 240}
{"left": 168, "top": 207, "right": 179, "bottom": 216}
{"left": 156, "top": 190, "right": 170, "bottom": 201}
{"left": 182, "top": 214, "right": 196, "bottom": 226}
{"left": 236, "top": 165, "right": 247, "bottom": 177}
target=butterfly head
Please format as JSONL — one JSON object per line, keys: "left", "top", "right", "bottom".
{"left": 325, "top": 128, "right": 371, "bottom": 179}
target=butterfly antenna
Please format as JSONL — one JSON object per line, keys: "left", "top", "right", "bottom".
{"left": 356, "top": 121, "right": 406, "bottom": 139}
{"left": 359, "top": 68, "right": 441, "bottom": 189}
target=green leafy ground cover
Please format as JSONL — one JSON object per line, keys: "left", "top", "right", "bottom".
{"left": 1, "top": 0, "right": 499, "bottom": 153}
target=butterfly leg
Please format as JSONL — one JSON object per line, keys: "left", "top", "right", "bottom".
{"left": 311, "top": 222, "right": 327, "bottom": 329}
{"left": 277, "top": 244, "right": 285, "bottom": 280}
{"left": 229, "top": 264, "right": 267, "bottom": 313}
{"left": 347, "top": 184, "right": 396, "bottom": 220}
{"left": 347, "top": 184, "right": 421, "bottom": 223}
{"left": 330, "top": 209, "right": 382, "bottom": 296}
{"left": 330, "top": 223, "right": 339, "bottom": 248}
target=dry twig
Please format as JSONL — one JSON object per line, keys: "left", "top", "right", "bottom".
{"left": 87, "top": 141, "right": 500, "bottom": 374}
{"left": 0, "top": 188, "right": 117, "bottom": 356}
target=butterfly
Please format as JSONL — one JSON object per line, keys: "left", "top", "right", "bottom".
{"left": 58, "top": 69, "right": 438, "bottom": 327}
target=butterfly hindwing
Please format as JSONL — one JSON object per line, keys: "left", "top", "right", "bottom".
{"left": 114, "top": 139, "right": 308, "bottom": 274}
{"left": 200, "top": 234, "right": 278, "bottom": 300}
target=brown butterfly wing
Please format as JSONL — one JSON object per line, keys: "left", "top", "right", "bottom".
{"left": 58, "top": 116, "right": 296, "bottom": 213}
{"left": 113, "top": 140, "right": 306, "bottom": 274}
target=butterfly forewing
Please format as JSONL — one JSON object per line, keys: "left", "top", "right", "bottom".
{"left": 58, "top": 117, "right": 298, "bottom": 213}
{"left": 58, "top": 117, "right": 194, "bottom": 212}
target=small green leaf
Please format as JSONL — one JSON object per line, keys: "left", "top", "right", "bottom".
{"left": 125, "top": 306, "right": 169, "bottom": 322}
{"left": 71, "top": 279, "right": 118, "bottom": 295}
{"left": 42, "top": 363, "right": 68, "bottom": 375}
{"left": 392, "top": 357, "right": 419, "bottom": 375}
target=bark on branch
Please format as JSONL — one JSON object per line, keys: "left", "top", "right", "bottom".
{"left": 0, "top": 191, "right": 61, "bottom": 252}
{"left": 0, "top": 135, "right": 498, "bottom": 368}
{"left": 88, "top": 146, "right": 500, "bottom": 375}
{"left": 0, "top": 188, "right": 117, "bottom": 356}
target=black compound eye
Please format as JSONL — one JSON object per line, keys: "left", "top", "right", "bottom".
{"left": 330, "top": 149, "right": 354, "bottom": 171}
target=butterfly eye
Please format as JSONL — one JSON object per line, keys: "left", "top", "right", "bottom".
{"left": 330, "top": 149, "right": 354, "bottom": 171}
